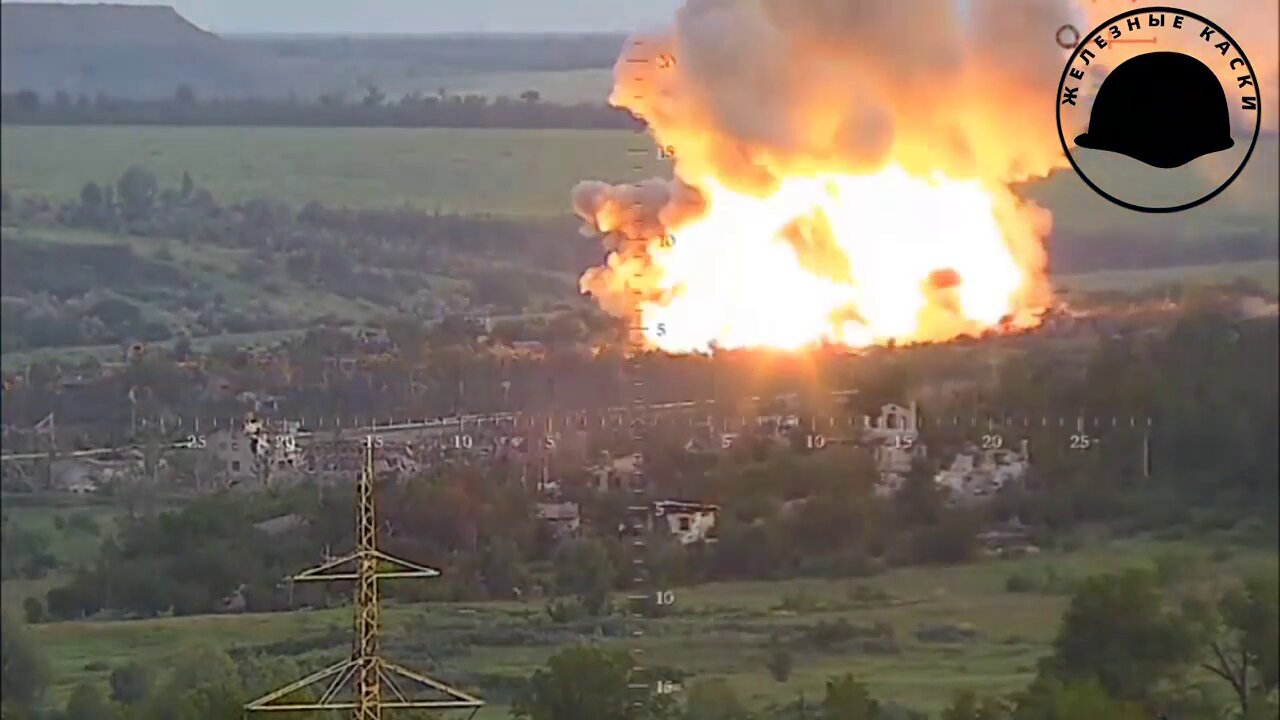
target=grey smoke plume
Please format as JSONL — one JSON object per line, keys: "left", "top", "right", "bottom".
{"left": 572, "top": 0, "right": 1085, "bottom": 344}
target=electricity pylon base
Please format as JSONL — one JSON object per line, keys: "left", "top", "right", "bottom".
{"left": 244, "top": 656, "right": 484, "bottom": 712}
{"left": 245, "top": 438, "right": 483, "bottom": 718}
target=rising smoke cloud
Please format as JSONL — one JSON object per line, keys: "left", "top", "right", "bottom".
{"left": 571, "top": 0, "right": 1088, "bottom": 346}
{"left": 572, "top": 0, "right": 1278, "bottom": 347}
{"left": 580, "top": 0, "right": 1083, "bottom": 189}
{"left": 651, "top": 0, "right": 1081, "bottom": 187}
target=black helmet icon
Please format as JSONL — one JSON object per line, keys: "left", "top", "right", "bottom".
{"left": 1075, "top": 51, "right": 1234, "bottom": 169}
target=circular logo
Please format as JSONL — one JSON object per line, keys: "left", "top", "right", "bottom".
{"left": 1056, "top": 7, "right": 1261, "bottom": 213}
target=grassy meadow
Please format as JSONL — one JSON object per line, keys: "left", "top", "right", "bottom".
{"left": 0, "top": 126, "right": 670, "bottom": 218}
{"left": 3, "top": 124, "right": 1275, "bottom": 367}
{"left": 25, "top": 535, "right": 1275, "bottom": 716}
{"left": 1, "top": 124, "right": 1276, "bottom": 372}
{"left": 2, "top": 126, "right": 1275, "bottom": 232}
{"left": 0, "top": 223, "right": 388, "bottom": 370}
{"left": 1, "top": 498, "right": 125, "bottom": 612}
{"left": 1054, "top": 260, "right": 1280, "bottom": 295}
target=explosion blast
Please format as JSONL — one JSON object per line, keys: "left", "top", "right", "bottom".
{"left": 572, "top": 0, "right": 1085, "bottom": 353}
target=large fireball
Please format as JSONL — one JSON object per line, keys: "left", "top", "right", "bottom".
{"left": 573, "top": 0, "right": 1081, "bottom": 353}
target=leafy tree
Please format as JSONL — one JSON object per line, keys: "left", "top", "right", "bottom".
{"left": 1010, "top": 678, "right": 1147, "bottom": 720}
{"left": 65, "top": 682, "right": 118, "bottom": 720}
{"left": 235, "top": 653, "right": 317, "bottom": 718}
{"left": 1042, "top": 569, "right": 1197, "bottom": 702}
{"left": 0, "top": 611, "right": 50, "bottom": 710}
{"left": 116, "top": 166, "right": 158, "bottom": 221}
{"left": 942, "top": 690, "right": 1008, "bottom": 720}
{"left": 132, "top": 649, "right": 313, "bottom": 720}
{"left": 910, "top": 508, "right": 978, "bottom": 565}
{"left": 140, "top": 645, "right": 243, "bottom": 720}
{"left": 1, "top": 522, "right": 55, "bottom": 580}
{"left": 79, "top": 181, "right": 104, "bottom": 212}
{"left": 821, "top": 674, "right": 879, "bottom": 720}
{"left": 513, "top": 646, "right": 647, "bottom": 720}
{"left": 21, "top": 598, "right": 42, "bottom": 625}
{"left": 684, "top": 678, "right": 748, "bottom": 720}
{"left": 479, "top": 539, "right": 525, "bottom": 598}
{"left": 766, "top": 644, "right": 793, "bottom": 683}
{"left": 13, "top": 89, "right": 40, "bottom": 111}
{"left": 553, "top": 539, "right": 615, "bottom": 616}
{"left": 361, "top": 84, "right": 386, "bottom": 107}
{"left": 893, "top": 462, "right": 946, "bottom": 527}
{"left": 109, "top": 661, "right": 152, "bottom": 705}
{"left": 46, "top": 577, "right": 101, "bottom": 620}
{"left": 1191, "top": 572, "right": 1280, "bottom": 716}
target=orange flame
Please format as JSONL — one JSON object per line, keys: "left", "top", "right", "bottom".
{"left": 574, "top": 0, "right": 1076, "bottom": 353}
{"left": 583, "top": 169, "right": 1051, "bottom": 352}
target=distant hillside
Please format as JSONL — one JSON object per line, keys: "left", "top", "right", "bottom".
{"left": 0, "top": 3, "right": 623, "bottom": 101}
{"left": 235, "top": 33, "right": 623, "bottom": 101}
{"left": 0, "top": 2, "right": 277, "bottom": 98}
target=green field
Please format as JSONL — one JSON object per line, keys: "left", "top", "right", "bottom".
{"left": 0, "top": 225, "right": 385, "bottom": 321}
{"left": 1055, "top": 260, "right": 1280, "bottom": 294}
{"left": 2, "top": 125, "right": 1275, "bottom": 366}
{"left": 1028, "top": 139, "right": 1280, "bottom": 240}
{"left": 380, "top": 68, "right": 615, "bottom": 105}
{"left": 22, "top": 536, "right": 1273, "bottom": 716}
{"left": 1, "top": 498, "right": 124, "bottom": 611}
{"left": 3, "top": 126, "right": 1275, "bottom": 233}
{"left": 0, "top": 219, "right": 584, "bottom": 369}
{"left": 0, "top": 126, "right": 670, "bottom": 218}
{"left": 0, "top": 224, "right": 385, "bottom": 369}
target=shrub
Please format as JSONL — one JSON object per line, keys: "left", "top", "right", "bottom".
{"left": 915, "top": 623, "right": 981, "bottom": 644}
{"left": 545, "top": 598, "right": 588, "bottom": 624}
{"left": 66, "top": 512, "right": 101, "bottom": 536}
{"left": 109, "top": 661, "right": 151, "bottom": 705}
{"left": 766, "top": 645, "right": 793, "bottom": 683}
{"left": 22, "top": 597, "right": 44, "bottom": 624}
{"left": 1154, "top": 550, "right": 1200, "bottom": 587}
{"left": 847, "top": 584, "right": 891, "bottom": 605}
{"left": 1006, "top": 572, "right": 1038, "bottom": 593}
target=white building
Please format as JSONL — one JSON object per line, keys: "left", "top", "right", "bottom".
{"left": 628, "top": 500, "right": 719, "bottom": 545}
{"left": 207, "top": 429, "right": 256, "bottom": 484}
{"left": 207, "top": 418, "right": 302, "bottom": 485}
{"left": 866, "top": 402, "right": 927, "bottom": 496}
{"left": 861, "top": 402, "right": 920, "bottom": 444}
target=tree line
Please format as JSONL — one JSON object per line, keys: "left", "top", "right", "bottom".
{"left": 1, "top": 164, "right": 594, "bottom": 353}
{"left": 2, "top": 301, "right": 1276, "bottom": 718}
{"left": 3, "top": 299, "right": 1276, "bottom": 649}
{"left": 0, "top": 86, "right": 641, "bottom": 130}
{"left": 4, "top": 562, "right": 1276, "bottom": 718}
{"left": 20, "top": 304, "right": 1279, "bottom": 622}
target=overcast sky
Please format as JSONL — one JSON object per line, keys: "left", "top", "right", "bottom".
{"left": 17, "top": 0, "right": 685, "bottom": 34}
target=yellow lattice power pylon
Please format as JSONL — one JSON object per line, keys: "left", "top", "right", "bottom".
{"left": 245, "top": 435, "right": 483, "bottom": 718}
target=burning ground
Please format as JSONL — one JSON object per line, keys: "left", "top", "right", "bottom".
{"left": 572, "top": 0, "right": 1084, "bottom": 352}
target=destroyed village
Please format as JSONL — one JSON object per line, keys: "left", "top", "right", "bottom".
{"left": 1, "top": 1, "right": 1277, "bottom": 719}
